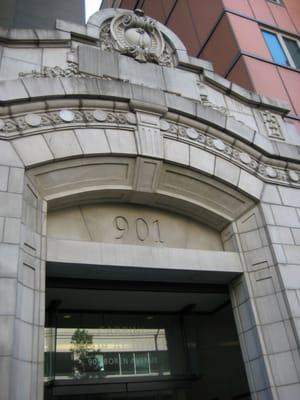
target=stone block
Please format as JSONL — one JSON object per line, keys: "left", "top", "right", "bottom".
{"left": 225, "top": 96, "right": 252, "bottom": 115}
{"left": 0, "top": 356, "right": 10, "bottom": 400}
{"left": 99, "top": 79, "right": 132, "bottom": 99}
{"left": 0, "top": 166, "right": 9, "bottom": 191}
{"left": 278, "top": 186, "right": 300, "bottom": 208}
{"left": 42, "top": 48, "right": 69, "bottom": 69}
{"left": 34, "top": 29, "right": 70, "bottom": 41}
{"left": 163, "top": 67, "right": 199, "bottom": 99}
{"left": 21, "top": 77, "right": 65, "bottom": 98}
{"left": 203, "top": 70, "right": 231, "bottom": 91}
{"left": 256, "top": 294, "right": 282, "bottom": 324}
{"left": 0, "top": 79, "right": 29, "bottom": 102}
{"left": 120, "top": 56, "right": 165, "bottom": 90}
{"left": 105, "top": 129, "right": 137, "bottom": 155}
{"left": 3, "top": 47, "right": 42, "bottom": 66}
{"left": 7, "top": 168, "right": 24, "bottom": 194}
{"left": 225, "top": 116, "right": 255, "bottom": 143}
{"left": 271, "top": 205, "right": 300, "bottom": 228}
{"left": 14, "top": 320, "right": 33, "bottom": 362}
{"left": 269, "top": 351, "right": 298, "bottom": 386}
{"left": 197, "top": 103, "right": 226, "bottom": 129}
{"left": 3, "top": 218, "right": 21, "bottom": 244}
{"left": 283, "top": 245, "right": 300, "bottom": 265}
{"left": 238, "top": 300, "right": 255, "bottom": 332}
{"left": 229, "top": 111, "right": 258, "bottom": 131}
{"left": 78, "top": 46, "right": 119, "bottom": 79}
{"left": 249, "top": 357, "right": 269, "bottom": 391}
{"left": 277, "top": 384, "right": 300, "bottom": 400}
{"left": 0, "top": 316, "right": 14, "bottom": 356}
{"left": 22, "top": 264, "right": 35, "bottom": 290}
{"left": 0, "top": 141, "right": 23, "bottom": 167}
{"left": 253, "top": 132, "right": 277, "bottom": 156}
{"left": 279, "top": 265, "right": 300, "bottom": 289}
{"left": 262, "top": 184, "right": 282, "bottom": 205}
{"left": 0, "top": 192, "right": 22, "bottom": 218}
{"left": 190, "top": 146, "right": 215, "bottom": 175}
{"left": 260, "top": 203, "right": 275, "bottom": 225}
{"left": 291, "top": 228, "right": 300, "bottom": 245}
{"left": 131, "top": 84, "right": 165, "bottom": 107}
{"left": 11, "top": 359, "right": 32, "bottom": 400}
{"left": 60, "top": 77, "right": 102, "bottom": 96}
{"left": 262, "top": 322, "right": 292, "bottom": 354}
{"left": 275, "top": 141, "right": 300, "bottom": 160}
{"left": 164, "top": 138, "right": 189, "bottom": 165}
{"left": 165, "top": 93, "right": 196, "bottom": 116}
{"left": 0, "top": 279, "right": 16, "bottom": 314}
{"left": 268, "top": 226, "right": 294, "bottom": 244}
{"left": 244, "top": 327, "right": 261, "bottom": 361}
{"left": 44, "top": 130, "right": 82, "bottom": 159}
{"left": 215, "top": 157, "right": 240, "bottom": 186}
{"left": 238, "top": 170, "right": 263, "bottom": 199}
{"left": 75, "top": 129, "right": 110, "bottom": 155}
{"left": 16, "top": 284, "right": 34, "bottom": 323}
{"left": 136, "top": 126, "right": 163, "bottom": 158}
{"left": 12, "top": 136, "right": 53, "bottom": 166}
{"left": 0, "top": 57, "right": 41, "bottom": 81}
{"left": 240, "top": 230, "right": 263, "bottom": 252}
{"left": 272, "top": 244, "right": 287, "bottom": 263}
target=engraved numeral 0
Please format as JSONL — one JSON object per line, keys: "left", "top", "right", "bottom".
{"left": 114, "top": 216, "right": 163, "bottom": 243}
{"left": 135, "top": 218, "right": 149, "bottom": 241}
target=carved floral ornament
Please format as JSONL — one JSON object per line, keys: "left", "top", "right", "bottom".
{"left": 0, "top": 106, "right": 298, "bottom": 185}
{"left": 99, "top": 9, "right": 175, "bottom": 67}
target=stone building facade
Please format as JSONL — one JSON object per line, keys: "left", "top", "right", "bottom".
{"left": 0, "top": 7, "right": 299, "bottom": 400}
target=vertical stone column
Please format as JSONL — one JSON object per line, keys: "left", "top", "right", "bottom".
{"left": 0, "top": 140, "right": 45, "bottom": 400}
{"left": 0, "top": 141, "right": 25, "bottom": 400}
{"left": 224, "top": 199, "right": 300, "bottom": 399}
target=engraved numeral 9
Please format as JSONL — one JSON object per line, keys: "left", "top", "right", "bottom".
{"left": 114, "top": 216, "right": 129, "bottom": 239}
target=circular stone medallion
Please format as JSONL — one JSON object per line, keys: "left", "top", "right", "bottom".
{"left": 239, "top": 152, "right": 251, "bottom": 164}
{"left": 25, "top": 113, "right": 42, "bottom": 127}
{"left": 265, "top": 166, "right": 277, "bottom": 178}
{"left": 126, "top": 113, "right": 136, "bottom": 125}
{"left": 93, "top": 110, "right": 107, "bottom": 122}
{"left": 213, "top": 139, "right": 225, "bottom": 151}
{"left": 160, "top": 120, "right": 170, "bottom": 131}
{"left": 288, "top": 170, "right": 299, "bottom": 182}
{"left": 59, "top": 110, "right": 75, "bottom": 122}
{"left": 186, "top": 128, "right": 199, "bottom": 140}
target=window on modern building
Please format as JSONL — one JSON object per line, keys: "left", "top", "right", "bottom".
{"left": 262, "top": 29, "right": 300, "bottom": 69}
{"left": 267, "top": 0, "right": 282, "bottom": 4}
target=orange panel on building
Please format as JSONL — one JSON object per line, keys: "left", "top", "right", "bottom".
{"left": 227, "top": 56, "right": 253, "bottom": 91}
{"left": 245, "top": 57, "right": 293, "bottom": 111}
{"left": 222, "top": 0, "right": 254, "bottom": 17}
{"left": 247, "top": 0, "right": 276, "bottom": 25}
{"left": 201, "top": 14, "right": 239, "bottom": 76}
{"left": 119, "top": 0, "right": 300, "bottom": 122}
{"left": 227, "top": 13, "right": 271, "bottom": 59}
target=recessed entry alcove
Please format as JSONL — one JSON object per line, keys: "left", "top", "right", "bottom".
{"left": 30, "top": 155, "right": 252, "bottom": 399}
{"left": 45, "top": 202, "right": 250, "bottom": 399}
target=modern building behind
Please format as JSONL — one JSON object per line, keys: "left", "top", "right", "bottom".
{"left": 0, "top": 0, "right": 85, "bottom": 29}
{"left": 105, "top": 0, "right": 300, "bottom": 133}
{"left": 0, "top": 2, "right": 299, "bottom": 400}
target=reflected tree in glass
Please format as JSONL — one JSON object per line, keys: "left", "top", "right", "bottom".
{"left": 70, "top": 328, "right": 94, "bottom": 378}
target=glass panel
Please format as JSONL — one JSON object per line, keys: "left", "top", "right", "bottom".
{"left": 53, "top": 327, "right": 170, "bottom": 380}
{"left": 262, "top": 30, "right": 290, "bottom": 66}
{"left": 284, "top": 37, "right": 300, "bottom": 69}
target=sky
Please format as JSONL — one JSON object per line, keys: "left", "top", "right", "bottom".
{"left": 85, "top": 0, "right": 103, "bottom": 22}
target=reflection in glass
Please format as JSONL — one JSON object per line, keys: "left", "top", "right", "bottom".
{"left": 49, "top": 327, "right": 169, "bottom": 380}
{"left": 262, "top": 30, "right": 290, "bottom": 66}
